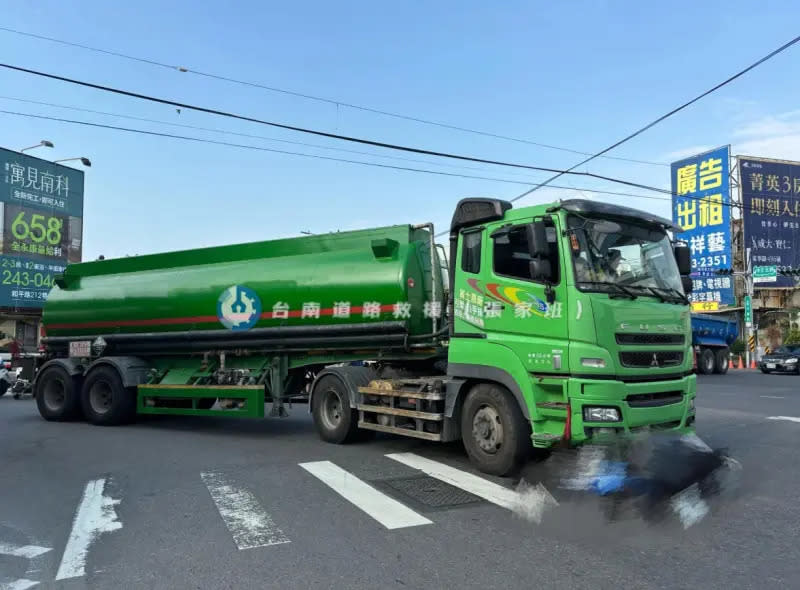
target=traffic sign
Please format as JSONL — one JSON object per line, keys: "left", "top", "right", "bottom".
{"left": 753, "top": 265, "right": 777, "bottom": 284}
{"left": 744, "top": 295, "right": 752, "bottom": 327}
{"left": 692, "top": 301, "right": 719, "bottom": 312}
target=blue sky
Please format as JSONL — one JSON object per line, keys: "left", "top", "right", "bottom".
{"left": 1, "top": 0, "right": 799, "bottom": 260}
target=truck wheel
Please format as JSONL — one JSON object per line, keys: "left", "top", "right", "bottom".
{"left": 714, "top": 349, "right": 729, "bottom": 374}
{"left": 81, "top": 366, "right": 137, "bottom": 426}
{"left": 461, "top": 383, "right": 530, "bottom": 477}
{"left": 312, "top": 375, "right": 359, "bottom": 443}
{"left": 698, "top": 349, "right": 715, "bottom": 375}
{"left": 35, "top": 366, "right": 83, "bottom": 421}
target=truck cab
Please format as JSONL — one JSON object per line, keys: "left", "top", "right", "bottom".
{"left": 446, "top": 198, "right": 696, "bottom": 472}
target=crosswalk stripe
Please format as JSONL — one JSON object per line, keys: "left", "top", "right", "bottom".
{"left": 0, "top": 544, "right": 51, "bottom": 559}
{"left": 56, "top": 478, "right": 122, "bottom": 581}
{"left": 1, "top": 579, "right": 40, "bottom": 590}
{"left": 299, "top": 460, "right": 432, "bottom": 530}
{"left": 201, "top": 472, "right": 290, "bottom": 550}
{"left": 386, "top": 452, "right": 523, "bottom": 510}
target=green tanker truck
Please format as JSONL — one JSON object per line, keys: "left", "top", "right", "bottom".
{"left": 34, "top": 198, "right": 696, "bottom": 475}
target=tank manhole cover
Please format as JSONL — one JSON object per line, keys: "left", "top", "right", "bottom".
{"left": 380, "top": 475, "right": 483, "bottom": 508}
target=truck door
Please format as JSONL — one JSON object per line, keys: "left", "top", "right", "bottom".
{"left": 481, "top": 216, "right": 569, "bottom": 374}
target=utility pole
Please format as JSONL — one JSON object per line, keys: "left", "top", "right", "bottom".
{"left": 745, "top": 247, "right": 754, "bottom": 368}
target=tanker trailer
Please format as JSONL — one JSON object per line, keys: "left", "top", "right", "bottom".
{"left": 36, "top": 198, "right": 698, "bottom": 476}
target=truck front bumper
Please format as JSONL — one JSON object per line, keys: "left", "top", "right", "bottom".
{"left": 564, "top": 374, "right": 696, "bottom": 444}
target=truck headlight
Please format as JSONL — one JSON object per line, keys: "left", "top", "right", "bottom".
{"left": 581, "top": 358, "right": 606, "bottom": 368}
{"left": 583, "top": 407, "right": 620, "bottom": 422}
{"left": 786, "top": 358, "right": 798, "bottom": 364}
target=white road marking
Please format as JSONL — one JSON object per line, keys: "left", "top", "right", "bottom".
{"left": 671, "top": 484, "right": 709, "bottom": 529}
{"left": 0, "top": 544, "right": 51, "bottom": 559}
{"left": 299, "top": 460, "right": 432, "bottom": 530}
{"left": 0, "top": 579, "right": 40, "bottom": 590}
{"left": 201, "top": 471, "right": 290, "bottom": 550}
{"left": 680, "top": 433, "right": 713, "bottom": 453}
{"left": 760, "top": 395, "right": 785, "bottom": 399}
{"left": 55, "top": 478, "right": 122, "bottom": 581}
{"left": 767, "top": 416, "right": 800, "bottom": 423}
{"left": 386, "top": 452, "right": 557, "bottom": 519}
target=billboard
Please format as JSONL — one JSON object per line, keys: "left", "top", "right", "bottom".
{"left": 0, "top": 147, "right": 84, "bottom": 309}
{"left": 739, "top": 156, "right": 800, "bottom": 289}
{"left": 671, "top": 145, "right": 734, "bottom": 306}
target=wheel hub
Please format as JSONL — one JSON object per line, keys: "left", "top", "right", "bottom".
{"left": 321, "top": 389, "right": 343, "bottom": 430}
{"left": 43, "top": 379, "right": 65, "bottom": 412}
{"left": 89, "top": 381, "right": 113, "bottom": 415}
{"left": 472, "top": 405, "right": 503, "bottom": 454}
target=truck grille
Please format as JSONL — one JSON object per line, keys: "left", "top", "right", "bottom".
{"left": 619, "top": 351, "right": 684, "bottom": 368}
{"left": 615, "top": 333, "right": 684, "bottom": 345}
{"left": 625, "top": 391, "right": 684, "bottom": 408}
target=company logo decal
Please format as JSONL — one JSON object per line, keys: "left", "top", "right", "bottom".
{"left": 217, "top": 285, "right": 262, "bottom": 331}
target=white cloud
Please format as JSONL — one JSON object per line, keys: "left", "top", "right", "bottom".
{"left": 661, "top": 145, "right": 715, "bottom": 163}
{"left": 660, "top": 109, "right": 800, "bottom": 166}
{"left": 732, "top": 110, "right": 800, "bottom": 161}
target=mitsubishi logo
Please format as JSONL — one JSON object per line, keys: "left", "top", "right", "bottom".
{"left": 651, "top": 353, "right": 660, "bottom": 367}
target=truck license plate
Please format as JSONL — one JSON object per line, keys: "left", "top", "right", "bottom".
{"left": 767, "top": 363, "right": 776, "bottom": 369}
{"left": 69, "top": 341, "right": 91, "bottom": 358}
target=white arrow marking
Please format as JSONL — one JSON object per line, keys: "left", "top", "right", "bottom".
{"left": 767, "top": 416, "right": 800, "bottom": 423}
{"left": 0, "top": 579, "right": 40, "bottom": 590}
{"left": 0, "top": 544, "right": 51, "bottom": 559}
{"left": 55, "top": 478, "right": 122, "bottom": 580}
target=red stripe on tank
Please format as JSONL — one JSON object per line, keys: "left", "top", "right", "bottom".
{"left": 47, "top": 303, "right": 399, "bottom": 330}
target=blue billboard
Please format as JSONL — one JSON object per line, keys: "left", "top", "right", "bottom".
{"left": 671, "top": 145, "right": 734, "bottom": 306}
{"left": 0, "top": 147, "right": 84, "bottom": 310}
{"left": 739, "top": 156, "right": 800, "bottom": 289}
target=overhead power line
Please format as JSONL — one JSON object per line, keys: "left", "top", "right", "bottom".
{"left": 0, "top": 63, "right": 673, "bottom": 196}
{"left": 0, "top": 25, "right": 666, "bottom": 167}
{"left": 0, "top": 95, "right": 556, "bottom": 180}
{"left": 3, "top": 108, "right": 756, "bottom": 216}
{"left": 511, "top": 33, "right": 800, "bottom": 203}
{"left": 0, "top": 108, "right": 665, "bottom": 194}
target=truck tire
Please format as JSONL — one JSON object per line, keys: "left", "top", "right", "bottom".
{"left": 698, "top": 348, "right": 715, "bottom": 375}
{"left": 461, "top": 383, "right": 530, "bottom": 477}
{"left": 714, "top": 349, "right": 729, "bottom": 374}
{"left": 35, "top": 365, "right": 83, "bottom": 421}
{"left": 311, "top": 375, "right": 359, "bottom": 444}
{"left": 81, "top": 366, "right": 137, "bottom": 426}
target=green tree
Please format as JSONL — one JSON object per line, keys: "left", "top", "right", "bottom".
{"left": 784, "top": 329, "right": 800, "bottom": 346}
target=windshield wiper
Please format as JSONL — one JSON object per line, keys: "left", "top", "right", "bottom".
{"left": 646, "top": 287, "right": 667, "bottom": 302}
{"left": 664, "top": 287, "right": 690, "bottom": 305}
{"left": 577, "top": 281, "right": 637, "bottom": 300}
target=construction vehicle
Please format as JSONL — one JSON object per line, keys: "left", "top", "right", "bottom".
{"left": 34, "top": 198, "right": 696, "bottom": 475}
{"left": 691, "top": 314, "right": 738, "bottom": 375}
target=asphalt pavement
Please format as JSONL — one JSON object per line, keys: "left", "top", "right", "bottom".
{"left": 2, "top": 371, "right": 799, "bottom": 590}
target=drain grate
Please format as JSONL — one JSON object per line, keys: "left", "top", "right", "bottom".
{"left": 380, "top": 475, "right": 482, "bottom": 508}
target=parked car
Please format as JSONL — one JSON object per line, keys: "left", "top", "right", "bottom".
{"left": 759, "top": 345, "right": 800, "bottom": 374}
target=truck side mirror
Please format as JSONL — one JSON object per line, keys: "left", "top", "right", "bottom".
{"left": 681, "top": 275, "right": 693, "bottom": 294}
{"left": 527, "top": 221, "right": 550, "bottom": 259}
{"left": 529, "top": 260, "right": 556, "bottom": 304}
{"left": 529, "top": 259, "right": 552, "bottom": 282}
{"left": 673, "top": 243, "right": 691, "bottom": 275}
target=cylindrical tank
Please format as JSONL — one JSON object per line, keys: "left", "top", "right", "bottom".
{"left": 43, "top": 225, "right": 442, "bottom": 341}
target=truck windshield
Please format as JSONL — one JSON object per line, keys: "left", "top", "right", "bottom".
{"left": 567, "top": 214, "right": 683, "bottom": 298}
